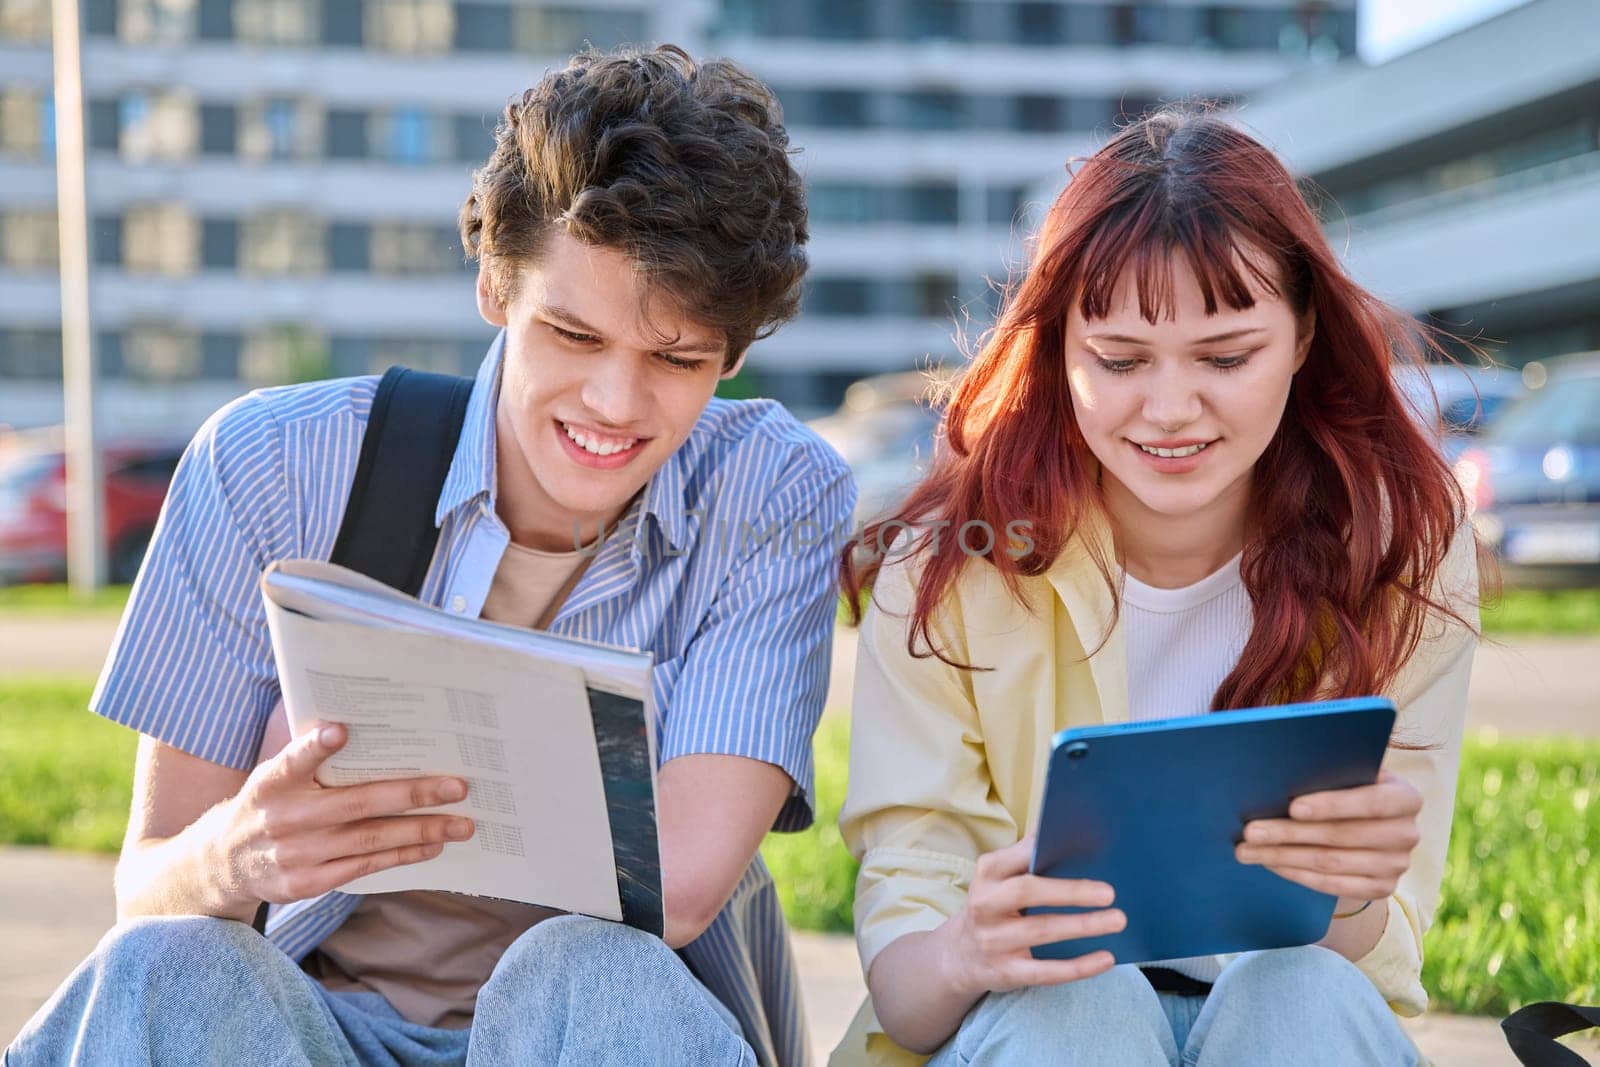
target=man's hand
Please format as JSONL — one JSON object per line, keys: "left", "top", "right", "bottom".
{"left": 212, "top": 722, "right": 476, "bottom": 914}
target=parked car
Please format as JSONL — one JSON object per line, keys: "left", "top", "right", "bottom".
{"left": 807, "top": 371, "right": 945, "bottom": 527}
{"left": 1394, "top": 361, "right": 1525, "bottom": 462}
{"left": 0, "top": 429, "right": 185, "bottom": 585}
{"left": 1453, "top": 352, "right": 1600, "bottom": 588}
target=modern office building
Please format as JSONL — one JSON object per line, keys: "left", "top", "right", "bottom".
{"left": 1237, "top": 0, "right": 1599, "bottom": 369}
{"left": 0, "top": 0, "right": 1356, "bottom": 435}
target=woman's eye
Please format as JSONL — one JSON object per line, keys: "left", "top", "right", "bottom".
{"left": 1096, "top": 357, "right": 1139, "bottom": 375}
{"left": 1208, "top": 352, "right": 1254, "bottom": 371}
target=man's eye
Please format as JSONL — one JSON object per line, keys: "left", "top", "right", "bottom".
{"left": 657, "top": 353, "right": 702, "bottom": 371}
{"left": 552, "top": 326, "right": 599, "bottom": 344}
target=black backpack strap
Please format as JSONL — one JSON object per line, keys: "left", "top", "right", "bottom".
{"left": 1503, "top": 1002, "right": 1600, "bottom": 1066}
{"left": 252, "top": 365, "right": 473, "bottom": 935}
{"left": 330, "top": 366, "right": 475, "bottom": 595}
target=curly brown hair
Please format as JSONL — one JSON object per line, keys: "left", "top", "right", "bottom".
{"left": 459, "top": 45, "right": 808, "bottom": 367}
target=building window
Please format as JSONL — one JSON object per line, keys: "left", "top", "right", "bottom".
{"left": 512, "top": 7, "right": 645, "bottom": 53}
{"left": 453, "top": 112, "right": 494, "bottom": 162}
{"left": 1012, "top": 2, "right": 1060, "bottom": 45}
{"left": 809, "top": 182, "right": 882, "bottom": 225}
{"left": 365, "top": 0, "right": 453, "bottom": 54}
{"left": 198, "top": 102, "right": 236, "bottom": 154}
{"left": 196, "top": 0, "right": 231, "bottom": 39}
{"left": 240, "top": 325, "right": 328, "bottom": 385}
{"left": 241, "top": 211, "right": 326, "bottom": 274}
{"left": 236, "top": 0, "right": 318, "bottom": 45}
{"left": 200, "top": 217, "right": 237, "bottom": 269}
{"left": 325, "top": 107, "right": 369, "bottom": 159}
{"left": 1114, "top": 3, "right": 1165, "bottom": 45}
{"left": 808, "top": 0, "right": 869, "bottom": 40}
{"left": 0, "top": 0, "right": 51, "bottom": 43}
{"left": 123, "top": 203, "right": 198, "bottom": 275}
{"left": 806, "top": 277, "right": 873, "bottom": 317}
{"left": 905, "top": 0, "right": 962, "bottom": 41}
{"left": 119, "top": 91, "right": 199, "bottom": 162}
{"left": 1, "top": 208, "right": 58, "bottom": 271}
{"left": 903, "top": 90, "right": 964, "bottom": 131}
{"left": 902, "top": 180, "right": 960, "bottom": 224}
{"left": 117, "top": 0, "right": 195, "bottom": 43}
{"left": 377, "top": 106, "right": 448, "bottom": 164}
{"left": 328, "top": 222, "right": 368, "bottom": 271}
{"left": 0, "top": 87, "right": 50, "bottom": 159}
{"left": 1014, "top": 93, "right": 1061, "bottom": 132}
{"left": 369, "top": 222, "right": 460, "bottom": 275}
{"left": 453, "top": 1, "right": 509, "bottom": 50}
{"left": 92, "top": 213, "right": 122, "bottom": 266}
{"left": 913, "top": 272, "right": 959, "bottom": 317}
{"left": 122, "top": 325, "right": 201, "bottom": 381}
{"left": 319, "top": 0, "right": 361, "bottom": 45}
{"left": 1062, "top": 3, "right": 1113, "bottom": 45}
{"left": 985, "top": 183, "right": 1028, "bottom": 226}
{"left": 239, "top": 97, "right": 321, "bottom": 160}
{"left": 811, "top": 89, "right": 870, "bottom": 129}
{"left": 0, "top": 329, "right": 61, "bottom": 379}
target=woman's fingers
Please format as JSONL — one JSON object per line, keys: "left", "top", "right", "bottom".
{"left": 1252, "top": 863, "right": 1396, "bottom": 902}
{"left": 997, "top": 950, "right": 1117, "bottom": 991}
{"left": 1287, "top": 773, "right": 1422, "bottom": 821}
{"left": 1242, "top": 815, "right": 1420, "bottom": 852}
{"left": 990, "top": 873, "right": 1115, "bottom": 915}
{"left": 982, "top": 908, "right": 1126, "bottom": 955}
{"left": 1235, "top": 842, "right": 1408, "bottom": 878}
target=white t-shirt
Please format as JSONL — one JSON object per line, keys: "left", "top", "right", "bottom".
{"left": 1121, "top": 552, "right": 1252, "bottom": 985}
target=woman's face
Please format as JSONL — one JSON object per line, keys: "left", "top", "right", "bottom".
{"left": 1063, "top": 252, "right": 1311, "bottom": 529}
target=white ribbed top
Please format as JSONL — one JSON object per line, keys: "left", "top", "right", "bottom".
{"left": 1120, "top": 552, "right": 1252, "bottom": 985}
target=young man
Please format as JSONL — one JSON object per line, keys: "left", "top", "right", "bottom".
{"left": 8, "top": 46, "right": 851, "bottom": 1066}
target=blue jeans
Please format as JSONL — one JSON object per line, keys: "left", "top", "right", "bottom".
{"left": 928, "top": 946, "right": 1419, "bottom": 1066}
{"left": 5, "top": 914, "right": 755, "bottom": 1066}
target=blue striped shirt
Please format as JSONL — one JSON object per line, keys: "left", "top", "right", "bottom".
{"left": 90, "top": 331, "right": 855, "bottom": 1067}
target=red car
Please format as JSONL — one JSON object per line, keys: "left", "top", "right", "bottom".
{"left": 0, "top": 429, "right": 185, "bottom": 585}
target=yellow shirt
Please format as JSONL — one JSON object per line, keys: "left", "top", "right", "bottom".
{"left": 832, "top": 521, "right": 1479, "bottom": 1066}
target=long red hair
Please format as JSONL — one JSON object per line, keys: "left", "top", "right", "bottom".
{"left": 842, "top": 108, "right": 1477, "bottom": 710}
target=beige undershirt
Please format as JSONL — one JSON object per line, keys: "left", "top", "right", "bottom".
{"left": 305, "top": 539, "right": 595, "bottom": 1029}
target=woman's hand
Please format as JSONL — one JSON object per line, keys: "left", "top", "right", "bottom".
{"left": 1234, "top": 769, "right": 1423, "bottom": 902}
{"left": 940, "top": 836, "right": 1126, "bottom": 998}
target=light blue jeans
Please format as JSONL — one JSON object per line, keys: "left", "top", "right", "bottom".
{"left": 928, "top": 946, "right": 1419, "bottom": 1066}
{"left": 5, "top": 914, "right": 755, "bottom": 1066}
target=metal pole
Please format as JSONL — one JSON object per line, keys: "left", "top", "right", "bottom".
{"left": 52, "top": 0, "right": 105, "bottom": 594}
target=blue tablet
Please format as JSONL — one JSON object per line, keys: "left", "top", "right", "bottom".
{"left": 1027, "top": 697, "right": 1396, "bottom": 964}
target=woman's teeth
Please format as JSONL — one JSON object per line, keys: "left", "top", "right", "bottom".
{"left": 564, "top": 423, "right": 638, "bottom": 456}
{"left": 1139, "top": 442, "right": 1209, "bottom": 458}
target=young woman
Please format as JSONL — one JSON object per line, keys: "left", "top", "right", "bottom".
{"left": 832, "top": 110, "right": 1482, "bottom": 1066}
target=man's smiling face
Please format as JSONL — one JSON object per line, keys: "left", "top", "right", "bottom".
{"left": 479, "top": 230, "right": 739, "bottom": 551}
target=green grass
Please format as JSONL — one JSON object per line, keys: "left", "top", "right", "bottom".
{"left": 1421, "top": 732, "right": 1600, "bottom": 1016}
{"left": 0, "top": 677, "right": 136, "bottom": 852}
{"left": 1481, "top": 588, "right": 1600, "bottom": 635}
{"left": 761, "top": 714, "right": 858, "bottom": 932}
{"left": 4, "top": 676, "right": 1595, "bottom": 1016}
{"left": 0, "top": 584, "right": 132, "bottom": 614}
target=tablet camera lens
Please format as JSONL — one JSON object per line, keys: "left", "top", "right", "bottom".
{"left": 1066, "top": 742, "right": 1089, "bottom": 761}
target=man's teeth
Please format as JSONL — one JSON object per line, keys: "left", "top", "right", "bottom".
{"left": 563, "top": 423, "right": 638, "bottom": 456}
{"left": 1139, "top": 442, "right": 1209, "bottom": 458}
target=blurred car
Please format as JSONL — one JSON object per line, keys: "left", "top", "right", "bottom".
{"left": 1394, "top": 361, "right": 1525, "bottom": 462}
{"left": 0, "top": 429, "right": 184, "bottom": 585}
{"left": 807, "top": 371, "right": 945, "bottom": 527}
{"left": 1453, "top": 352, "right": 1600, "bottom": 588}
